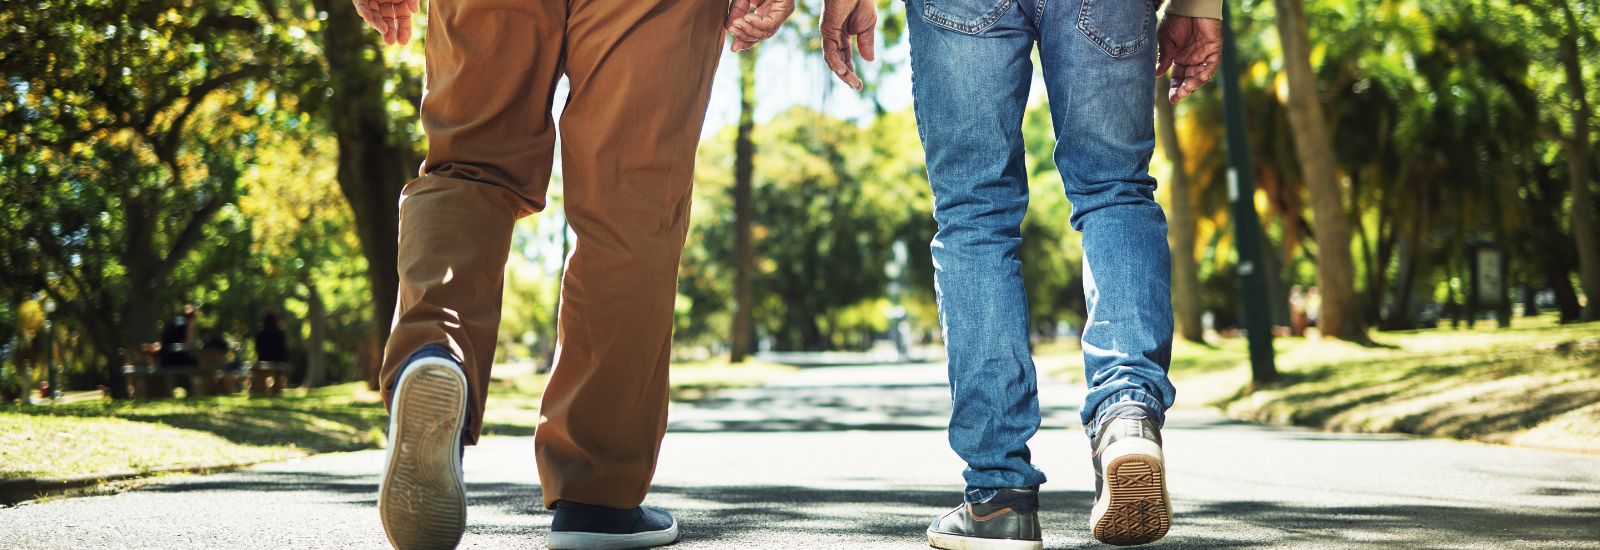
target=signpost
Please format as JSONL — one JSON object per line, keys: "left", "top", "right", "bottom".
{"left": 1218, "top": 0, "right": 1277, "bottom": 383}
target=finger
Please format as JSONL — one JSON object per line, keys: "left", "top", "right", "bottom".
{"left": 1172, "top": 65, "right": 1204, "bottom": 103}
{"left": 732, "top": 20, "right": 770, "bottom": 43}
{"left": 855, "top": 17, "right": 876, "bottom": 61}
{"left": 725, "top": 0, "right": 752, "bottom": 31}
{"left": 740, "top": 14, "right": 783, "bottom": 37}
{"left": 1155, "top": 40, "right": 1172, "bottom": 77}
{"left": 839, "top": 36, "right": 863, "bottom": 90}
{"left": 379, "top": 0, "right": 399, "bottom": 43}
{"left": 823, "top": 36, "right": 853, "bottom": 87}
{"left": 406, "top": 0, "right": 419, "bottom": 13}
{"left": 1168, "top": 66, "right": 1189, "bottom": 104}
{"left": 734, "top": 16, "right": 774, "bottom": 39}
{"left": 396, "top": 12, "right": 412, "bottom": 44}
{"left": 354, "top": 0, "right": 383, "bottom": 31}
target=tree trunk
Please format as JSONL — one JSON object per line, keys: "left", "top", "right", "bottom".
{"left": 1546, "top": 257, "right": 1583, "bottom": 321}
{"left": 729, "top": 49, "right": 757, "bottom": 363}
{"left": 1156, "top": 77, "right": 1204, "bottom": 343}
{"left": 1385, "top": 213, "right": 1425, "bottom": 330}
{"left": 303, "top": 275, "right": 330, "bottom": 388}
{"left": 1273, "top": 0, "right": 1364, "bottom": 342}
{"left": 318, "top": 0, "right": 409, "bottom": 369}
{"left": 1557, "top": 4, "right": 1600, "bottom": 321}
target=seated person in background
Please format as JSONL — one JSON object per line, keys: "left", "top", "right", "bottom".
{"left": 255, "top": 310, "right": 289, "bottom": 364}
{"left": 199, "top": 331, "right": 242, "bottom": 371}
{"left": 252, "top": 310, "right": 291, "bottom": 394}
{"left": 157, "top": 305, "right": 199, "bottom": 368}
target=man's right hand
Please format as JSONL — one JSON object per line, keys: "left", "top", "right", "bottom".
{"left": 354, "top": 0, "right": 420, "bottom": 45}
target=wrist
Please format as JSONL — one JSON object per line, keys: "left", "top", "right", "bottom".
{"left": 1165, "top": 0, "right": 1222, "bottom": 19}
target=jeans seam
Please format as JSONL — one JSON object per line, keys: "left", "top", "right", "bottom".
{"left": 923, "top": 0, "right": 1015, "bottom": 35}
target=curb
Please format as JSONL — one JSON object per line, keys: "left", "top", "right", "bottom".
{"left": 0, "top": 460, "right": 266, "bottom": 507}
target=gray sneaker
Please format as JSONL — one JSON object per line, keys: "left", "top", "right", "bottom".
{"left": 379, "top": 350, "right": 469, "bottom": 550}
{"left": 926, "top": 488, "right": 1043, "bottom": 550}
{"left": 1088, "top": 403, "right": 1171, "bottom": 546}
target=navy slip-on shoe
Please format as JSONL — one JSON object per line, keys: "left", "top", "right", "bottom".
{"left": 548, "top": 500, "right": 680, "bottom": 550}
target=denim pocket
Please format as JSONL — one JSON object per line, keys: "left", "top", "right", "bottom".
{"left": 1076, "top": 0, "right": 1152, "bottom": 58}
{"left": 921, "top": 0, "right": 1014, "bottom": 35}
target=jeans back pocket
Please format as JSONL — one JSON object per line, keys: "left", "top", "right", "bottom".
{"left": 921, "top": 0, "right": 1014, "bottom": 35}
{"left": 1076, "top": 0, "right": 1152, "bottom": 58}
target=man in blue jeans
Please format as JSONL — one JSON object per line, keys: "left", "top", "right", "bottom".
{"left": 739, "top": 0, "right": 1222, "bottom": 546}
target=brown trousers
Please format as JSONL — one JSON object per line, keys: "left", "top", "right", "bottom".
{"left": 378, "top": 0, "right": 726, "bottom": 510}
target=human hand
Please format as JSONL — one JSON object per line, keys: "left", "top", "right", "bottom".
{"left": 726, "top": 0, "right": 796, "bottom": 52}
{"left": 1155, "top": 14, "right": 1222, "bottom": 104}
{"left": 820, "top": 0, "right": 876, "bottom": 91}
{"left": 354, "top": 0, "right": 421, "bottom": 45}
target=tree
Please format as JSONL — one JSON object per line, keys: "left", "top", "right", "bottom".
{"left": 1, "top": 0, "right": 299, "bottom": 396}
{"left": 1547, "top": 0, "right": 1600, "bottom": 320}
{"left": 730, "top": 49, "right": 758, "bottom": 362}
{"left": 307, "top": 0, "right": 423, "bottom": 369}
{"left": 1157, "top": 77, "right": 1206, "bottom": 343}
{"left": 1272, "top": 0, "right": 1364, "bottom": 341}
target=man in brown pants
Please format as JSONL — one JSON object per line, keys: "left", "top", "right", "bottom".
{"left": 352, "top": 0, "right": 801, "bottom": 547}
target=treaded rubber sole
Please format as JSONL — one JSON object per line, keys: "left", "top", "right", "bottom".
{"left": 1091, "top": 455, "right": 1171, "bottom": 546}
{"left": 548, "top": 521, "right": 680, "bottom": 550}
{"left": 380, "top": 360, "right": 468, "bottom": 550}
{"left": 926, "top": 529, "right": 1044, "bottom": 550}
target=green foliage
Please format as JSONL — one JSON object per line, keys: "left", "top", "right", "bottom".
{"left": 2, "top": 0, "right": 1596, "bottom": 380}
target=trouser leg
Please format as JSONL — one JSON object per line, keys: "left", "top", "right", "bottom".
{"left": 532, "top": 0, "right": 726, "bottom": 509}
{"left": 906, "top": 0, "right": 1048, "bottom": 500}
{"left": 379, "top": 0, "right": 566, "bottom": 444}
{"left": 1037, "top": 0, "right": 1176, "bottom": 436}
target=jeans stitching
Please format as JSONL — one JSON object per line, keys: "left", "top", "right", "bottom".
{"left": 923, "top": 0, "right": 1015, "bottom": 35}
{"left": 1075, "top": 0, "right": 1151, "bottom": 58}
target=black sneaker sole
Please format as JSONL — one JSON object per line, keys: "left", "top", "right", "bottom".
{"left": 1091, "top": 454, "right": 1171, "bottom": 546}
{"left": 379, "top": 359, "right": 468, "bottom": 550}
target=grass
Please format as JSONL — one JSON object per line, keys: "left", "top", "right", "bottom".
{"left": 1, "top": 357, "right": 797, "bottom": 483}
{"left": 0, "top": 383, "right": 388, "bottom": 482}
{"left": 1039, "top": 314, "right": 1600, "bottom": 452}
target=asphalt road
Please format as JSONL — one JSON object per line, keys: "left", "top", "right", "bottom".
{"left": 2, "top": 363, "right": 1599, "bottom": 549}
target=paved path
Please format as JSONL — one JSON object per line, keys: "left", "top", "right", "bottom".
{"left": 3, "top": 363, "right": 1599, "bottom": 549}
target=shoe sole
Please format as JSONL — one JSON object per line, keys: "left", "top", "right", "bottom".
{"left": 548, "top": 520, "right": 680, "bottom": 550}
{"left": 1090, "top": 441, "right": 1171, "bottom": 546}
{"left": 925, "top": 529, "right": 1043, "bottom": 550}
{"left": 379, "top": 359, "right": 468, "bottom": 550}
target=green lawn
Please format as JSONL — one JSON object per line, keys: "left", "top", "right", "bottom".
{"left": 1040, "top": 314, "right": 1600, "bottom": 452}
{"left": 1, "top": 383, "right": 387, "bottom": 481}
{"left": 1, "top": 358, "right": 796, "bottom": 483}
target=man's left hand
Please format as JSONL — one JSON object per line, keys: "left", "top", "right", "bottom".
{"left": 1155, "top": 15, "right": 1222, "bottom": 104}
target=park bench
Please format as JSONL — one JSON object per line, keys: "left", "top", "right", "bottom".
{"left": 194, "top": 347, "right": 244, "bottom": 396}
{"left": 120, "top": 344, "right": 246, "bottom": 399}
{"left": 248, "top": 361, "right": 291, "bottom": 397}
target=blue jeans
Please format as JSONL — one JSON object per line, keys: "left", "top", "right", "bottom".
{"left": 908, "top": 0, "right": 1177, "bottom": 500}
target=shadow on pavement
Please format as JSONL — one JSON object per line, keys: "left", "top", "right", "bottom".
{"left": 147, "top": 470, "right": 1600, "bottom": 548}
{"left": 668, "top": 386, "right": 1082, "bottom": 433}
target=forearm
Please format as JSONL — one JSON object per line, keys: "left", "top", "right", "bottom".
{"left": 1166, "top": 0, "right": 1222, "bottom": 19}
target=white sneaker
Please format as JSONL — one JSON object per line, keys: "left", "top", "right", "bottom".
{"left": 379, "top": 355, "right": 469, "bottom": 549}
